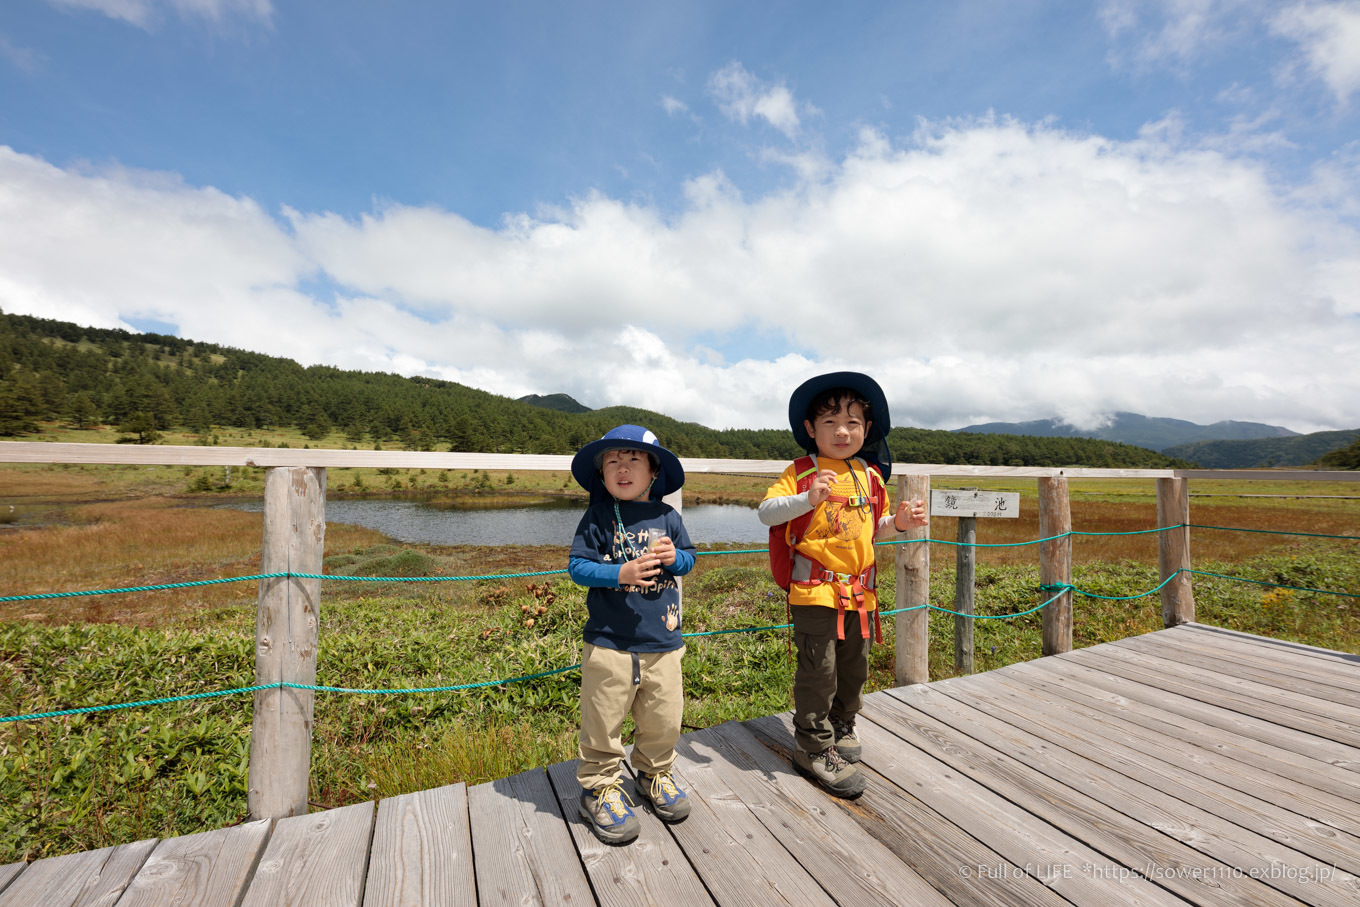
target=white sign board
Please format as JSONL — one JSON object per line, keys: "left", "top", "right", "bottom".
{"left": 930, "top": 489, "right": 1020, "bottom": 519}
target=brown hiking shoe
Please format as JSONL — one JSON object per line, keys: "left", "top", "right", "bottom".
{"left": 830, "top": 716, "right": 862, "bottom": 762}
{"left": 578, "top": 780, "right": 640, "bottom": 845}
{"left": 635, "top": 770, "right": 691, "bottom": 823}
{"left": 793, "top": 747, "right": 867, "bottom": 798}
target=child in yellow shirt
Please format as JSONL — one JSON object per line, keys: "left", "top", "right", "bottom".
{"left": 759, "top": 372, "right": 927, "bottom": 797}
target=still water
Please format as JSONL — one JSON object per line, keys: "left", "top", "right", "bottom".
{"left": 226, "top": 497, "right": 766, "bottom": 547}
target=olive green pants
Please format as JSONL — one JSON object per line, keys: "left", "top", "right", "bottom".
{"left": 576, "top": 643, "right": 685, "bottom": 791}
{"left": 791, "top": 605, "right": 871, "bottom": 755}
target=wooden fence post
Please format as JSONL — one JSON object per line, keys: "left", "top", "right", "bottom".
{"left": 1157, "top": 477, "right": 1195, "bottom": 627}
{"left": 248, "top": 466, "right": 327, "bottom": 820}
{"left": 895, "top": 474, "right": 930, "bottom": 685}
{"left": 954, "top": 514, "right": 976, "bottom": 674}
{"left": 1038, "top": 476, "right": 1072, "bottom": 657}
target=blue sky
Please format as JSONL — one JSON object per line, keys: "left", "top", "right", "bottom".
{"left": 2, "top": 0, "right": 1359, "bottom": 433}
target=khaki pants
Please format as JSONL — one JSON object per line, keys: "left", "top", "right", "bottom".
{"left": 577, "top": 643, "right": 685, "bottom": 791}
{"left": 791, "top": 604, "right": 870, "bottom": 755}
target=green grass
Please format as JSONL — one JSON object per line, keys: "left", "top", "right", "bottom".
{"left": 2, "top": 535, "right": 1356, "bottom": 863}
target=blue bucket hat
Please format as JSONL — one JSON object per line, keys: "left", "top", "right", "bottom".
{"left": 788, "top": 371, "right": 893, "bottom": 477}
{"left": 571, "top": 424, "right": 685, "bottom": 502}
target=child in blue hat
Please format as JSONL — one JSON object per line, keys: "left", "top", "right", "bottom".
{"left": 759, "top": 373, "right": 927, "bottom": 798}
{"left": 568, "top": 424, "right": 696, "bottom": 845}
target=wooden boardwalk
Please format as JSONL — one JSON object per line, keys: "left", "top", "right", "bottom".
{"left": 4, "top": 622, "right": 1359, "bottom": 906}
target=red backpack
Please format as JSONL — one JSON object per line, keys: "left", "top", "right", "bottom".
{"left": 768, "top": 455, "right": 887, "bottom": 591}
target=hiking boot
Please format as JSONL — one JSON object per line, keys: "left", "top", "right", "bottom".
{"left": 578, "top": 780, "right": 640, "bottom": 845}
{"left": 635, "top": 770, "right": 691, "bottom": 823}
{"left": 830, "top": 716, "right": 862, "bottom": 763}
{"left": 793, "top": 747, "right": 867, "bottom": 798}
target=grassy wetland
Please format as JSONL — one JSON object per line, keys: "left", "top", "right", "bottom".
{"left": 0, "top": 430, "right": 1356, "bottom": 863}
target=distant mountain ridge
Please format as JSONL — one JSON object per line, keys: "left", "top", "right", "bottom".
{"left": 954, "top": 412, "right": 1298, "bottom": 452}
{"left": 1162, "top": 430, "right": 1360, "bottom": 469}
{"left": 517, "top": 393, "right": 591, "bottom": 414}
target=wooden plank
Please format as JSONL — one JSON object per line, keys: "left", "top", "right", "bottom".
{"left": 1063, "top": 644, "right": 1360, "bottom": 748}
{"left": 1024, "top": 657, "right": 1360, "bottom": 803}
{"left": 0, "top": 864, "right": 20, "bottom": 896}
{"left": 701, "top": 720, "right": 952, "bottom": 906}
{"left": 866, "top": 689, "right": 1302, "bottom": 906}
{"left": 943, "top": 670, "right": 1360, "bottom": 886}
{"left": 117, "top": 818, "right": 271, "bottom": 907}
{"left": 467, "top": 769, "right": 594, "bottom": 907}
{"left": 745, "top": 712, "right": 1124, "bottom": 907}
{"left": 986, "top": 665, "right": 1360, "bottom": 845}
{"left": 239, "top": 801, "right": 374, "bottom": 907}
{"left": 654, "top": 729, "right": 837, "bottom": 906}
{"left": 0, "top": 840, "right": 154, "bottom": 907}
{"left": 894, "top": 682, "right": 1360, "bottom": 904}
{"left": 543, "top": 758, "right": 716, "bottom": 907}
{"left": 1167, "top": 626, "right": 1360, "bottom": 693}
{"left": 364, "top": 782, "right": 475, "bottom": 907}
{"left": 1038, "top": 653, "right": 1360, "bottom": 772}
{"left": 1126, "top": 633, "right": 1360, "bottom": 707}
{"left": 1181, "top": 623, "right": 1360, "bottom": 669}
{"left": 1108, "top": 635, "right": 1360, "bottom": 727}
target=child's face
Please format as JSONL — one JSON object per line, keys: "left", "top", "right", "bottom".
{"left": 600, "top": 448, "right": 656, "bottom": 502}
{"left": 804, "top": 398, "right": 871, "bottom": 461}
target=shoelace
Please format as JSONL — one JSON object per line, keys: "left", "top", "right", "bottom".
{"left": 822, "top": 748, "right": 850, "bottom": 771}
{"left": 648, "top": 771, "right": 681, "bottom": 802}
{"left": 597, "top": 781, "right": 635, "bottom": 819}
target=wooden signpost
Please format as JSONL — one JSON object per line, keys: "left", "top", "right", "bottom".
{"left": 930, "top": 488, "right": 1020, "bottom": 674}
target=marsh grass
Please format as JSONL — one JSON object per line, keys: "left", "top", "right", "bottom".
{"left": 0, "top": 463, "right": 1356, "bottom": 862}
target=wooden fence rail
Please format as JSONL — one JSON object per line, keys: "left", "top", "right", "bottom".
{"left": 3, "top": 441, "right": 1357, "bottom": 821}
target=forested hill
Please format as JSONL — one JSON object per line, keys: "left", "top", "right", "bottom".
{"left": 0, "top": 310, "right": 1191, "bottom": 468}
{"left": 1161, "top": 430, "right": 1360, "bottom": 469}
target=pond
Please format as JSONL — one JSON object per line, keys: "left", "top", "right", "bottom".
{"left": 224, "top": 497, "right": 767, "bottom": 547}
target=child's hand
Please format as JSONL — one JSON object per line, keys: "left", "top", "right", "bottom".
{"left": 650, "top": 535, "right": 676, "bottom": 566}
{"left": 893, "top": 498, "right": 928, "bottom": 532}
{"left": 618, "top": 553, "right": 662, "bottom": 589}
{"left": 807, "top": 469, "right": 838, "bottom": 506}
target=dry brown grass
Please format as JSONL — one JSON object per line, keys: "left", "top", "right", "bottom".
{"left": 1, "top": 495, "right": 385, "bottom": 626}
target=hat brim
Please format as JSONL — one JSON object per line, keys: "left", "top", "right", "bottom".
{"left": 571, "top": 437, "right": 685, "bottom": 502}
{"left": 788, "top": 371, "right": 893, "bottom": 473}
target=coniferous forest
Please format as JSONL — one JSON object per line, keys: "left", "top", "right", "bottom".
{"left": 0, "top": 310, "right": 1193, "bottom": 468}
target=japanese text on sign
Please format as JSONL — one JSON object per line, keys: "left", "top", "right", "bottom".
{"left": 930, "top": 489, "right": 1020, "bottom": 519}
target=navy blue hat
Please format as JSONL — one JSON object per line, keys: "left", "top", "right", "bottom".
{"left": 789, "top": 371, "right": 893, "bottom": 477}
{"left": 571, "top": 424, "right": 685, "bottom": 502}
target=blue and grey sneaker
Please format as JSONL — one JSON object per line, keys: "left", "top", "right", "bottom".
{"left": 635, "top": 770, "right": 691, "bottom": 823}
{"left": 578, "top": 780, "right": 640, "bottom": 845}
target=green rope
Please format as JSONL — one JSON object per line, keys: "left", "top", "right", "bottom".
{"left": 1188, "top": 569, "right": 1360, "bottom": 599}
{"left": 284, "top": 664, "right": 581, "bottom": 695}
{"left": 1041, "top": 571, "right": 1182, "bottom": 602}
{"left": 695, "top": 548, "right": 769, "bottom": 556}
{"left": 0, "top": 683, "right": 279, "bottom": 724}
{"left": 1188, "top": 524, "right": 1360, "bottom": 542}
{"left": 287, "top": 570, "right": 567, "bottom": 582}
{"left": 0, "top": 574, "right": 285, "bottom": 602}
{"left": 683, "top": 622, "right": 791, "bottom": 637}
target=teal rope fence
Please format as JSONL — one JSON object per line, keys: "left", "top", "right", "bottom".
{"left": 5, "top": 522, "right": 1356, "bottom": 723}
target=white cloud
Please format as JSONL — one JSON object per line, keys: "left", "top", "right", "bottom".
{"left": 706, "top": 62, "right": 803, "bottom": 140}
{"left": 1099, "top": 0, "right": 1263, "bottom": 70}
{"left": 47, "top": 0, "right": 272, "bottom": 29}
{"left": 3, "top": 114, "right": 1359, "bottom": 434}
{"left": 1271, "top": 1, "right": 1360, "bottom": 105}
{"left": 661, "top": 96, "right": 688, "bottom": 116}
{"left": 0, "top": 35, "right": 47, "bottom": 74}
